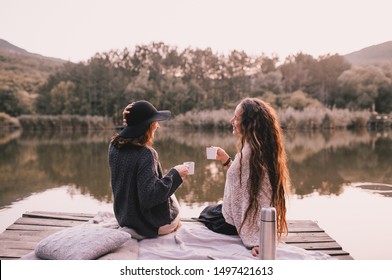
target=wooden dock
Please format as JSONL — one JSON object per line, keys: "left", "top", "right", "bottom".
{"left": 0, "top": 211, "right": 353, "bottom": 260}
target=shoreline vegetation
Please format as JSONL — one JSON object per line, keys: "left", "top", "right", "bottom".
{"left": 1, "top": 107, "right": 391, "bottom": 133}
{"left": 167, "top": 107, "right": 377, "bottom": 130}
{"left": 0, "top": 113, "right": 113, "bottom": 133}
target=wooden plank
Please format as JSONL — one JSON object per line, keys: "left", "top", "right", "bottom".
{"left": 0, "top": 229, "right": 60, "bottom": 237}
{"left": 24, "top": 211, "right": 95, "bottom": 218}
{"left": 291, "top": 241, "right": 342, "bottom": 250}
{"left": 287, "top": 222, "right": 323, "bottom": 232}
{"left": 0, "top": 240, "right": 37, "bottom": 251}
{"left": 331, "top": 255, "right": 354, "bottom": 260}
{"left": 287, "top": 224, "right": 323, "bottom": 229}
{"left": 316, "top": 249, "right": 351, "bottom": 256}
{"left": 285, "top": 227, "right": 324, "bottom": 233}
{"left": 22, "top": 212, "right": 92, "bottom": 222}
{"left": 0, "top": 229, "right": 60, "bottom": 242}
{"left": 287, "top": 220, "right": 319, "bottom": 225}
{"left": 0, "top": 248, "right": 33, "bottom": 258}
{"left": 6, "top": 224, "right": 72, "bottom": 231}
{"left": 303, "top": 249, "right": 352, "bottom": 260}
{"left": 286, "top": 231, "right": 331, "bottom": 237}
{"left": 12, "top": 217, "right": 86, "bottom": 228}
{"left": 284, "top": 232, "right": 333, "bottom": 243}
{"left": 283, "top": 234, "right": 335, "bottom": 243}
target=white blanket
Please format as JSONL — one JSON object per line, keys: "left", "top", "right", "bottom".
{"left": 139, "top": 221, "right": 330, "bottom": 260}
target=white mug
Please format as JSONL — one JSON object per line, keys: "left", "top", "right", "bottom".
{"left": 183, "top": 161, "right": 195, "bottom": 175}
{"left": 206, "top": 147, "right": 218, "bottom": 159}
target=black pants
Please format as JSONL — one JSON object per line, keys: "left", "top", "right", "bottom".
{"left": 197, "top": 204, "right": 238, "bottom": 235}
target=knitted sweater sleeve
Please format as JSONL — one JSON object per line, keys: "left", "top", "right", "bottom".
{"left": 136, "top": 148, "right": 183, "bottom": 210}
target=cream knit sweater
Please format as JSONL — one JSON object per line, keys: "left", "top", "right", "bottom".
{"left": 222, "top": 142, "right": 272, "bottom": 248}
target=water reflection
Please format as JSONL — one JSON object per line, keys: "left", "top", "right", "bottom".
{"left": 284, "top": 129, "right": 392, "bottom": 197}
{"left": 0, "top": 128, "right": 391, "bottom": 209}
{"left": 0, "top": 130, "right": 113, "bottom": 208}
{"left": 352, "top": 183, "right": 392, "bottom": 197}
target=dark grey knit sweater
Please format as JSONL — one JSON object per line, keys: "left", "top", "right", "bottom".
{"left": 108, "top": 144, "right": 183, "bottom": 238}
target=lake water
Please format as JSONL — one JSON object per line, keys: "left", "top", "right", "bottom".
{"left": 0, "top": 128, "right": 391, "bottom": 260}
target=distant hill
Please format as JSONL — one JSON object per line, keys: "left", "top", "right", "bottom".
{"left": 0, "top": 39, "right": 67, "bottom": 114}
{"left": 0, "top": 39, "right": 31, "bottom": 55}
{"left": 0, "top": 39, "right": 66, "bottom": 63}
{"left": 344, "top": 41, "right": 392, "bottom": 66}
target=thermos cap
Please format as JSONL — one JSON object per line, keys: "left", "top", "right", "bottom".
{"left": 261, "top": 207, "right": 276, "bottom": 222}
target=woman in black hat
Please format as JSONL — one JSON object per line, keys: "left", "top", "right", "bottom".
{"left": 109, "top": 100, "right": 189, "bottom": 238}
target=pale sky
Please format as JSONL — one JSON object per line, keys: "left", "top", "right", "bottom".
{"left": 1, "top": 0, "right": 391, "bottom": 63}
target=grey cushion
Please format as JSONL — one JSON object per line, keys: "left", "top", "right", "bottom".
{"left": 97, "top": 239, "right": 139, "bottom": 260}
{"left": 35, "top": 225, "right": 131, "bottom": 260}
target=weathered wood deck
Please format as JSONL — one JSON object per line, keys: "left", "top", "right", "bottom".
{"left": 0, "top": 211, "right": 353, "bottom": 260}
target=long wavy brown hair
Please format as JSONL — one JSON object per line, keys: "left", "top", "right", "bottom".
{"left": 111, "top": 122, "right": 157, "bottom": 148}
{"left": 237, "top": 98, "right": 290, "bottom": 238}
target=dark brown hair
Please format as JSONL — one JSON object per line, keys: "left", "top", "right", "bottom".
{"left": 110, "top": 122, "right": 157, "bottom": 148}
{"left": 237, "top": 98, "right": 290, "bottom": 238}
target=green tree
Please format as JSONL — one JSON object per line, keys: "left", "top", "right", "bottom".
{"left": 279, "top": 53, "right": 316, "bottom": 93}
{"left": 256, "top": 55, "right": 279, "bottom": 74}
{"left": 250, "top": 71, "right": 283, "bottom": 96}
{"left": 375, "top": 63, "right": 392, "bottom": 113}
{"left": 223, "top": 50, "right": 251, "bottom": 102}
{"left": 180, "top": 47, "right": 221, "bottom": 110}
{"left": 307, "top": 54, "right": 351, "bottom": 107}
{"left": 250, "top": 55, "right": 282, "bottom": 97}
{"left": 264, "top": 90, "right": 323, "bottom": 110}
{"left": 48, "top": 81, "right": 76, "bottom": 115}
{"left": 337, "top": 65, "right": 389, "bottom": 110}
{"left": 124, "top": 70, "right": 156, "bottom": 104}
{"left": 0, "top": 89, "right": 24, "bottom": 116}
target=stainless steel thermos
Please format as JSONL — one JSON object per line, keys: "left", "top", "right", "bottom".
{"left": 259, "top": 207, "right": 277, "bottom": 260}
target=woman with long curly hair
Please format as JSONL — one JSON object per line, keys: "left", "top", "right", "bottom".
{"left": 199, "top": 97, "right": 290, "bottom": 257}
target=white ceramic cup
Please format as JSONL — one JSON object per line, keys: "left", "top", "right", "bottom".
{"left": 206, "top": 147, "right": 218, "bottom": 159}
{"left": 183, "top": 161, "right": 195, "bottom": 175}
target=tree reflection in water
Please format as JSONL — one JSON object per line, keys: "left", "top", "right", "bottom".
{"left": 0, "top": 128, "right": 391, "bottom": 209}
